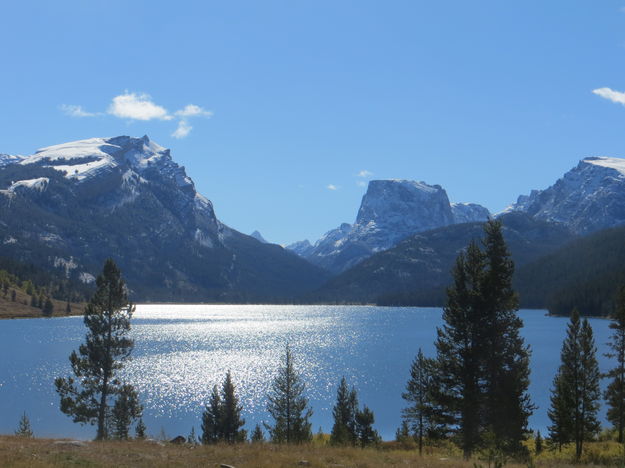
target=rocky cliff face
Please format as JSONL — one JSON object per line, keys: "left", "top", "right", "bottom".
{"left": 506, "top": 157, "right": 625, "bottom": 234}
{"left": 289, "top": 179, "right": 490, "bottom": 273}
{"left": 0, "top": 136, "right": 328, "bottom": 301}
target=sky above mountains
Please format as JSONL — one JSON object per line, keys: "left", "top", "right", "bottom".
{"left": 2, "top": 1, "right": 625, "bottom": 245}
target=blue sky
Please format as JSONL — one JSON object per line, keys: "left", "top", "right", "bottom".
{"left": 2, "top": 1, "right": 625, "bottom": 245}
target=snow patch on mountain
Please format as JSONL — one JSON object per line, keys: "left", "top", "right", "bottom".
{"left": 8, "top": 177, "right": 49, "bottom": 192}
{"left": 0, "top": 154, "right": 25, "bottom": 167}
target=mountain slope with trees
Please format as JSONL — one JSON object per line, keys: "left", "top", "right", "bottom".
{"left": 514, "top": 224, "right": 625, "bottom": 316}
{"left": 0, "top": 136, "right": 329, "bottom": 302}
{"left": 308, "top": 212, "right": 574, "bottom": 305}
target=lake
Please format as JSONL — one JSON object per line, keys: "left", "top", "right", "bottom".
{"left": 0, "top": 305, "right": 613, "bottom": 440}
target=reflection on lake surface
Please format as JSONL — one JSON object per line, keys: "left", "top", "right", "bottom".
{"left": 0, "top": 305, "right": 612, "bottom": 440}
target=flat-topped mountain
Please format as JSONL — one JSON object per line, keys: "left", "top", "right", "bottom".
{"left": 0, "top": 136, "right": 328, "bottom": 301}
{"left": 288, "top": 179, "right": 490, "bottom": 273}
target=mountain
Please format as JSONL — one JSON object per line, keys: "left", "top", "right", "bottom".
{"left": 514, "top": 224, "right": 625, "bottom": 316}
{"left": 288, "top": 179, "right": 490, "bottom": 273}
{"left": 250, "top": 230, "right": 268, "bottom": 243}
{"left": 285, "top": 239, "right": 314, "bottom": 257}
{"left": 308, "top": 212, "right": 574, "bottom": 304}
{"left": 0, "top": 136, "right": 329, "bottom": 301}
{"left": 506, "top": 156, "right": 625, "bottom": 234}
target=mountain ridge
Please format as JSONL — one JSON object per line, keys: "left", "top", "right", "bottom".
{"left": 0, "top": 135, "right": 329, "bottom": 301}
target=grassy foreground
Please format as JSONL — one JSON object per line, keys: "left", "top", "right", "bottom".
{"left": 2, "top": 436, "right": 624, "bottom": 468}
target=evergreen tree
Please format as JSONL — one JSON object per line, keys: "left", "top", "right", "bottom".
{"left": 10, "top": 289, "right": 15, "bottom": 301}
{"left": 188, "top": 426, "right": 198, "bottom": 445}
{"left": 535, "top": 430, "right": 543, "bottom": 455}
{"left": 547, "top": 370, "right": 571, "bottom": 451}
{"left": 480, "top": 220, "right": 533, "bottom": 455}
{"left": 135, "top": 418, "right": 147, "bottom": 439}
{"left": 395, "top": 420, "right": 411, "bottom": 443}
{"left": 251, "top": 423, "right": 265, "bottom": 443}
{"left": 355, "top": 406, "right": 380, "bottom": 447}
{"left": 548, "top": 310, "right": 601, "bottom": 460}
{"left": 220, "top": 370, "right": 246, "bottom": 443}
{"left": 435, "top": 241, "right": 485, "bottom": 458}
{"left": 42, "top": 297, "right": 54, "bottom": 317}
{"left": 54, "top": 259, "right": 135, "bottom": 440}
{"left": 111, "top": 384, "right": 143, "bottom": 440}
{"left": 605, "top": 285, "right": 625, "bottom": 442}
{"left": 330, "top": 377, "right": 358, "bottom": 446}
{"left": 23, "top": 280, "right": 34, "bottom": 296}
{"left": 30, "top": 294, "right": 37, "bottom": 307}
{"left": 266, "top": 345, "right": 313, "bottom": 443}
{"left": 434, "top": 221, "right": 533, "bottom": 458}
{"left": 201, "top": 384, "right": 222, "bottom": 444}
{"left": 66, "top": 300, "right": 72, "bottom": 315}
{"left": 402, "top": 348, "right": 438, "bottom": 455}
{"left": 15, "top": 412, "right": 33, "bottom": 437}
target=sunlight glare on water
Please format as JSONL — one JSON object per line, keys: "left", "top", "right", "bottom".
{"left": 0, "top": 305, "right": 613, "bottom": 441}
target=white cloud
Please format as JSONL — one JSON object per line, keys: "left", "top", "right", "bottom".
{"left": 327, "top": 184, "right": 338, "bottom": 190}
{"left": 357, "top": 169, "right": 373, "bottom": 178}
{"left": 175, "top": 104, "right": 213, "bottom": 118}
{"left": 108, "top": 92, "right": 173, "bottom": 120}
{"left": 356, "top": 180, "right": 366, "bottom": 187}
{"left": 60, "top": 104, "right": 100, "bottom": 117}
{"left": 61, "top": 92, "right": 212, "bottom": 139}
{"left": 172, "top": 120, "right": 192, "bottom": 139}
{"left": 592, "top": 87, "right": 625, "bottom": 105}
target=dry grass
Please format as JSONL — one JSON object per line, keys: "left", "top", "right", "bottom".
{"left": 0, "top": 288, "right": 85, "bottom": 319}
{"left": 1, "top": 436, "right": 620, "bottom": 468}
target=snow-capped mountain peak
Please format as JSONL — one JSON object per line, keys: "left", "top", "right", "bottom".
{"left": 507, "top": 156, "right": 625, "bottom": 234}
{"left": 583, "top": 156, "right": 625, "bottom": 175}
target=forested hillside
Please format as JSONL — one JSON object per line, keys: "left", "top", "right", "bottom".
{"left": 0, "top": 256, "right": 88, "bottom": 318}
{"left": 515, "top": 225, "right": 625, "bottom": 316}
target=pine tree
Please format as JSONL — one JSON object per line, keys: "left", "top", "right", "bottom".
{"left": 135, "top": 418, "right": 147, "bottom": 439}
{"left": 251, "top": 423, "right": 265, "bottom": 443}
{"left": 54, "top": 259, "right": 135, "bottom": 440}
{"left": 266, "top": 345, "right": 313, "bottom": 443}
{"left": 548, "top": 310, "right": 601, "bottom": 460}
{"left": 396, "top": 420, "right": 410, "bottom": 441}
{"left": 220, "top": 370, "right": 246, "bottom": 443}
{"left": 547, "top": 369, "right": 571, "bottom": 451}
{"left": 10, "top": 289, "right": 16, "bottom": 301}
{"left": 355, "top": 406, "right": 380, "bottom": 447}
{"left": 111, "top": 384, "right": 143, "bottom": 440}
{"left": 42, "top": 297, "right": 54, "bottom": 317}
{"left": 605, "top": 285, "right": 625, "bottom": 442}
{"left": 535, "top": 430, "right": 543, "bottom": 455}
{"left": 402, "top": 348, "right": 438, "bottom": 455}
{"left": 435, "top": 240, "right": 485, "bottom": 458}
{"left": 15, "top": 412, "right": 33, "bottom": 437}
{"left": 188, "top": 426, "right": 198, "bottom": 445}
{"left": 330, "top": 377, "right": 358, "bottom": 446}
{"left": 66, "top": 300, "right": 72, "bottom": 315}
{"left": 30, "top": 294, "right": 37, "bottom": 308}
{"left": 201, "top": 384, "right": 222, "bottom": 444}
{"left": 480, "top": 220, "right": 533, "bottom": 455}
{"left": 434, "top": 221, "right": 533, "bottom": 458}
